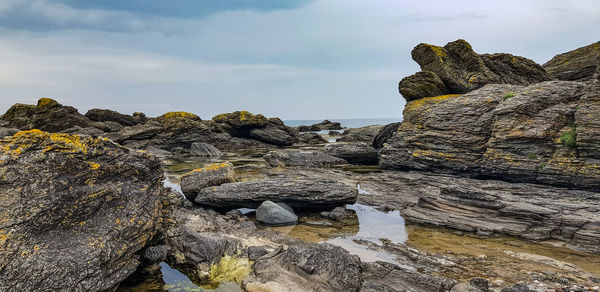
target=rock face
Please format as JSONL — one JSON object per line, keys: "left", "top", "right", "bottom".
{"left": 193, "top": 176, "right": 358, "bottom": 210}
{"left": 296, "top": 132, "right": 328, "bottom": 145}
{"left": 399, "top": 39, "right": 551, "bottom": 100}
{"left": 297, "top": 120, "right": 342, "bottom": 132}
{"left": 381, "top": 81, "right": 600, "bottom": 190}
{"left": 85, "top": 108, "right": 141, "bottom": 126}
{"left": 0, "top": 130, "right": 174, "bottom": 291}
{"left": 263, "top": 149, "right": 346, "bottom": 167}
{"left": 323, "top": 143, "right": 379, "bottom": 165}
{"left": 212, "top": 111, "right": 297, "bottom": 146}
{"left": 372, "top": 122, "right": 401, "bottom": 149}
{"left": 180, "top": 163, "right": 237, "bottom": 201}
{"left": 190, "top": 142, "right": 223, "bottom": 157}
{"left": 1, "top": 98, "right": 91, "bottom": 132}
{"left": 337, "top": 125, "right": 383, "bottom": 143}
{"left": 255, "top": 201, "right": 298, "bottom": 226}
{"left": 543, "top": 41, "right": 600, "bottom": 82}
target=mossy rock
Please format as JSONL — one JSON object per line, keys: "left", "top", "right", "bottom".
{"left": 158, "top": 111, "right": 201, "bottom": 121}
{"left": 212, "top": 111, "right": 268, "bottom": 128}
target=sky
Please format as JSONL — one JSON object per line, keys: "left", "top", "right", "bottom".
{"left": 0, "top": 0, "right": 598, "bottom": 120}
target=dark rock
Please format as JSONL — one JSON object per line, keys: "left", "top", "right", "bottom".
{"left": 297, "top": 125, "right": 320, "bottom": 132}
{"left": 180, "top": 163, "right": 237, "bottom": 201}
{"left": 360, "top": 261, "right": 456, "bottom": 292}
{"left": 380, "top": 81, "right": 600, "bottom": 190}
{"left": 0, "top": 127, "right": 20, "bottom": 137}
{"left": 0, "top": 98, "right": 92, "bottom": 132}
{"left": 451, "top": 283, "right": 484, "bottom": 292}
{"left": 311, "top": 119, "right": 343, "bottom": 130}
{"left": 410, "top": 39, "right": 550, "bottom": 96}
{"left": 500, "top": 284, "right": 533, "bottom": 292}
{"left": 470, "top": 278, "right": 489, "bottom": 292}
{"left": 263, "top": 149, "right": 346, "bottom": 167}
{"left": 85, "top": 108, "right": 140, "bottom": 126}
{"left": 92, "top": 121, "right": 124, "bottom": 133}
{"left": 249, "top": 125, "right": 295, "bottom": 146}
{"left": 255, "top": 201, "right": 298, "bottom": 226}
{"left": 399, "top": 71, "right": 448, "bottom": 101}
{"left": 0, "top": 129, "right": 175, "bottom": 291}
{"left": 190, "top": 142, "right": 223, "bottom": 158}
{"left": 212, "top": 111, "right": 297, "bottom": 146}
{"left": 61, "top": 125, "right": 105, "bottom": 137}
{"left": 143, "top": 245, "right": 168, "bottom": 263}
{"left": 328, "top": 130, "right": 342, "bottom": 136}
{"left": 213, "top": 111, "right": 267, "bottom": 129}
{"left": 320, "top": 206, "right": 356, "bottom": 222}
{"left": 296, "top": 132, "right": 328, "bottom": 145}
{"left": 193, "top": 175, "right": 358, "bottom": 210}
{"left": 373, "top": 122, "right": 401, "bottom": 149}
{"left": 337, "top": 125, "right": 384, "bottom": 143}
{"left": 543, "top": 41, "right": 600, "bottom": 82}
{"left": 323, "top": 142, "right": 379, "bottom": 164}
{"left": 133, "top": 112, "right": 148, "bottom": 123}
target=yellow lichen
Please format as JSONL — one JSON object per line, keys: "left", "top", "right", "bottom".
{"left": 182, "top": 163, "right": 230, "bottom": 176}
{"left": 0, "top": 129, "right": 97, "bottom": 157}
{"left": 207, "top": 253, "right": 253, "bottom": 287}
{"left": 405, "top": 94, "right": 462, "bottom": 112}
{"left": 424, "top": 43, "right": 447, "bottom": 58}
{"left": 159, "top": 111, "right": 200, "bottom": 120}
{"left": 88, "top": 162, "right": 100, "bottom": 170}
{"left": 36, "top": 97, "right": 56, "bottom": 108}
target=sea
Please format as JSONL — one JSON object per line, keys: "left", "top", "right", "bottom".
{"left": 283, "top": 118, "right": 400, "bottom": 129}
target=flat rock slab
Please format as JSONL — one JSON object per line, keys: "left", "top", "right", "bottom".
{"left": 193, "top": 176, "right": 358, "bottom": 210}
{"left": 263, "top": 149, "right": 346, "bottom": 167}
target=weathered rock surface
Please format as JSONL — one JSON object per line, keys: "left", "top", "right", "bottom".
{"left": 381, "top": 81, "right": 600, "bottom": 190}
{"left": 0, "top": 129, "right": 175, "bottom": 291}
{"left": 180, "top": 163, "right": 237, "bottom": 201}
{"left": 190, "top": 142, "right": 223, "bottom": 157}
{"left": 323, "top": 143, "right": 379, "bottom": 165}
{"left": 193, "top": 175, "right": 358, "bottom": 210}
{"left": 372, "top": 122, "right": 401, "bottom": 149}
{"left": 311, "top": 119, "right": 343, "bottom": 130}
{"left": 320, "top": 206, "right": 356, "bottom": 222}
{"left": 296, "top": 132, "right": 328, "bottom": 145}
{"left": 337, "top": 125, "right": 383, "bottom": 143}
{"left": 399, "top": 39, "right": 551, "bottom": 100}
{"left": 263, "top": 149, "right": 346, "bottom": 167}
{"left": 255, "top": 201, "right": 298, "bottom": 226}
{"left": 249, "top": 125, "right": 295, "bottom": 146}
{"left": 85, "top": 108, "right": 141, "bottom": 126}
{"left": 543, "top": 41, "right": 600, "bottom": 82}
{"left": 1, "top": 98, "right": 91, "bottom": 132}
{"left": 212, "top": 111, "right": 297, "bottom": 146}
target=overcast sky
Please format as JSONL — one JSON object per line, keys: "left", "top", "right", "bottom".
{"left": 0, "top": 0, "right": 598, "bottom": 119}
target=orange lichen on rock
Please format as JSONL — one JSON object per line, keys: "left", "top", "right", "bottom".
{"left": 0, "top": 129, "right": 98, "bottom": 156}
{"left": 405, "top": 94, "right": 462, "bottom": 112}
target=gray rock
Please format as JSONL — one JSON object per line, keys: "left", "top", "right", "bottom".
{"left": 451, "top": 283, "right": 484, "bottom": 292}
{"left": 543, "top": 41, "right": 600, "bottom": 82}
{"left": 0, "top": 127, "right": 19, "bottom": 137}
{"left": 193, "top": 176, "right": 358, "bottom": 210}
{"left": 85, "top": 108, "right": 140, "bottom": 126}
{"left": 1, "top": 98, "right": 92, "bottom": 132}
{"left": 249, "top": 125, "right": 295, "bottom": 146}
{"left": 399, "top": 71, "right": 448, "bottom": 101}
{"left": 255, "top": 201, "right": 298, "bottom": 226}
{"left": 263, "top": 149, "right": 346, "bottom": 167}
{"left": 180, "top": 163, "right": 237, "bottom": 201}
{"left": 320, "top": 206, "right": 356, "bottom": 222}
{"left": 190, "top": 142, "right": 223, "bottom": 158}
{"left": 296, "top": 132, "right": 328, "bottom": 145}
{"left": 61, "top": 125, "right": 105, "bottom": 137}
{"left": 372, "top": 122, "right": 401, "bottom": 149}
{"left": 337, "top": 125, "right": 384, "bottom": 143}
{"left": 323, "top": 143, "right": 379, "bottom": 164}
{"left": 361, "top": 261, "right": 456, "bottom": 292}
{"left": 92, "top": 120, "right": 124, "bottom": 133}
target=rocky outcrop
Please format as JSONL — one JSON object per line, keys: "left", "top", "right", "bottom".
{"left": 255, "top": 201, "right": 298, "bottom": 226}
{"left": 190, "top": 142, "right": 223, "bottom": 157}
{"left": 212, "top": 111, "right": 297, "bottom": 146}
{"left": 337, "top": 125, "right": 383, "bottom": 143}
{"left": 372, "top": 122, "right": 401, "bottom": 149}
{"left": 0, "top": 129, "right": 175, "bottom": 291}
{"left": 0, "top": 98, "right": 92, "bottom": 132}
{"left": 263, "top": 149, "right": 346, "bottom": 167}
{"left": 399, "top": 39, "right": 551, "bottom": 100}
{"left": 296, "top": 132, "right": 328, "bottom": 145}
{"left": 381, "top": 80, "right": 600, "bottom": 190}
{"left": 323, "top": 143, "right": 379, "bottom": 164}
{"left": 543, "top": 41, "right": 600, "bottom": 82}
{"left": 192, "top": 175, "right": 358, "bottom": 210}
{"left": 180, "top": 163, "right": 237, "bottom": 201}
{"left": 297, "top": 120, "right": 342, "bottom": 132}
{"left": 85, "top": 108, "right": 141, "bottom": 126}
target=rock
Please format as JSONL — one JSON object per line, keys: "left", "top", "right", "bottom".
{"left": 311, "top": 120, "right": 343, "bottom": 130}
{"left": 85, "top": 108, "right": 140, "bottom": 126}
{"left": 0, "top": 98, "right": 92, "bottom": 132}
{"left": 180, "top": 163, "right": 237, "bottom": 201}
{"left": 451, "top": 283, "right": 484, "bottom": 292}
{"left": 61, "top": 125, "right": 105, "bottom": 137}
{"left": 328, "top": 130, "right": 342, "bottom": 136}
{"left": 399, "top": 71, "right": 448, "bottom": 101}
{"left": 213, "top": 111, "right": 267, "bottom": 129}
{"left": 360, "top": 261, "right": 456, "bottom": 292}
{"left": 249, "top": 125, "right": 295, "bottom": 146}
{"left": 190, "top": 142, "right": 223, "bottom": 158}
{"left": 255, "top": 201, "right": 298, "bottom": 226}
{"left": 323, "top": 143, "right": 379, "bottom": 164}
{"left": 470, "top": 278, "right": 490, "bottom": 292}
{"left": 410, "top": 39, "right": 550, "bottom": 96}
{"left": 296, "top": 132, "right": 328, "bottom": 145}
{"left": 92, "top": 120, "right": 124, "bottom": 132}
{"left": 372, "top": 122, "right": 401, "bottom": 149}
{"left": 543, "top": 41, "right": 600, "bottom": 82}
{"left": 133, "top": 112, "right": 148, "bottom": 123}
{"left": 380, "top": 81, "right": 600, "bottom": 190}
{"left": 0, "top": 129, "right": 174, "bottom": 291}
{"left": 263, "top": 149, "right": 346, "bottom": 167}
{"left": 246, "top": 243, "right": 362, "bottom": 292}
{"left": 297, "top": 125, "right": 320, "bottom": 132}
{"left": 320, "top": 206, "right": 356, "bottom": 222}
{"left": 500, "top": 284, "right": 533, "bottom": 292}
{"left": 0, "top": 127, "right": 20, "bottom": 137}
{"left": 193, "top": 175, "right": 358, "bottom": 210}
{"left": 337, "top": 125, "right": 384, "bottom": 143}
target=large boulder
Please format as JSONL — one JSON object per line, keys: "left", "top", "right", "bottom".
{"left": 255, "top": 201, "right": 298, "bottom": 226}
{"left": 193, "top": 176, "right": 358, "bottom": 210}
{"left": 311, "top": 120, "right": 343, "bottom": 130}
{"left": 0, "top": 129, "right": 175, "bottom": 291}
{"left": 337, "top": 125, "right": 383, "bottom": 143}
{"left": 296, "top": 132, "right": 328, "bottom": 145}
{"left": 190, "top": 142, "right": 223, "bottom": 158}
{"left": 399, "top": 39, "right": 551, "bottom": 100}
{"left": 249, "top": 125, "right": 295, "bottom": 146}
{"left": 85, "top": 108, "right": 140, "bottom": 126}
{"left": 543, "top": 41, "right": 600, "bottom": 82}
{"left": 180, "top": 163, "right": 238, "bottom": 201}
{"left": 0, "top": 98, "right": 92, "bottom": 132}
{"left": 323, "top": 143, "right": 379, "bottom": 165}
{"left": 381, "top": 80, "right": 600, "bottom": 189}
{"left": 263, "top": 149, "right": 346, "bottom": 167}
{"left": 212, "top": 111, "right": 297, "bottom": 146}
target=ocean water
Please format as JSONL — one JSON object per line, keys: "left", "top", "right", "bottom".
{"left": 284, "top": 118, "right": 400, "bottom": 129}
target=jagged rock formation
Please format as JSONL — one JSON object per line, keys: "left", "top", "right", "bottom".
{"left": 213, "top": 112, "right": 297, "bottom": 146}
{"left": 0, "top": 129, "right": 175, "bottom": 291}
{"left": 1, "top": 98, "right": 91, "bottom": 132}
{"left": 543, "top": 41, "right": 600, "bottom": 82}
{"left": 85, "top": 108, "right": 142, "bottom": 126}
{"left": 399, "top": 39, "right": 551, "bottom": 100}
